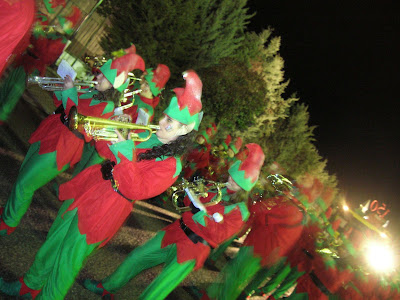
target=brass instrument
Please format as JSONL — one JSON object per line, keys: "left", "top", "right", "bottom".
{"left": 68, "top": 106, "right": 160, "bottom": 142}
{"left": 28, "top": 76, "right": 98, "bottom": 91}
{"left": 169, "top": 178, "right": 227, "bottom": 212}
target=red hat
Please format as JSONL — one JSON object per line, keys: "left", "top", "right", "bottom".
{"left": 164, "top": 70, "right": 203, "bottom": 130}
{"left": 144, "top": 64, "right": 170, "bottom": 96}
{"left": 229, "top": 136, "right": 243, "bottom": 155}
{"left": 228, "top": 143, "right": 265, "bottom": 191}
{"left": 221, "top": 134, "right": 232, "bottom": 150}
{"left": 100, "top": 45, "right": 145, "bottom": 92}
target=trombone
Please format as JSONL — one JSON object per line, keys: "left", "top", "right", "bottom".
{"left": 68, "top": 106, "right": 159, "bottom": 142}
{"left": 27, "top": 76, "right": 98, "bottom": 91}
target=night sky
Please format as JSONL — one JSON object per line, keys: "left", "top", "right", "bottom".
{"left": 247, "top": 1, "right": 400, "bottom": 233}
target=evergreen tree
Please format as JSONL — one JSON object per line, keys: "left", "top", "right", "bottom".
{"left": 261, "top": 103, "right": 337, "bottom": 189}
{"left": 238, "top": 30, "right": 298, "bottom": 141}
{"left": 98, "top": 0, "right": 254, "bottom": 83}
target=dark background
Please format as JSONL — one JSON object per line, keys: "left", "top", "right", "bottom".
{"left": 247, "top": 1, "right": 400, "bottom": 233}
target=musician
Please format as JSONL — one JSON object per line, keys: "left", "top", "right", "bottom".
{"left": 0, "top": 70, "right": 204, "bottom": 299}
{"left": 204, "top": 175, "right": 306, "bottom": 300}
{"left": 83, "top": 143, "right": 265, "bottom": 300}
{"left": 182, "top": 123, "right": 217, "bottom": 180}
{"left": 0, "top": 47, "right": 145, "bottom": 235}
{"left": 123, "top": 64, "right": 171, "bottom": 124}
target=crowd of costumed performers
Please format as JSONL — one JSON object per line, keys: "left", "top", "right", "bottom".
{"left": 0, "top": 0, "right": 81, "bottom": 124}
{"left": 1, "top": 9, "right": 399, "bottom": 299}
{"left": 0, "top": 42, "right": 206, "bottom": 297}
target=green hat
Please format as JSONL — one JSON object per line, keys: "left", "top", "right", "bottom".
{"left": 144, "top": 64, "right": 170, "bottom": 96}
{"left": 163, "top": 70, "right": 203, "bottom": 131}
{"left": 228, "top": 143, "right": 265, "bottom": 191}
{"left": 100, "top": 45, "right": 145, "bottom": 92}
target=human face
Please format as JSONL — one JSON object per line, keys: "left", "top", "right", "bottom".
{"left": 156, "top": 115, "right": 185, "bottom": 144}
{"left": 139, "top": 72, "right": 153, "bottom": 98}
{"left": 95, "top": 73, "right": 113, "bottom": 92}
{"left": 227, "top": 176, "right": 242, "bottom": 192}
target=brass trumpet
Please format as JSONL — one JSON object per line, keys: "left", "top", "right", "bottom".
{"left": 68, "top": 106, "right": 159, "bottom": 142}
{"left": 168, "top": 178, "right": 227, "bottom": 212}
{"left": 27, "top": 76, "right": 98, "bottom": 91}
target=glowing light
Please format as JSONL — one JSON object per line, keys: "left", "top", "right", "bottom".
{"left": 380, "top": 232, "right": 388, "bottom": 239}
{"left": 365, "top": 241, "right": 395, "bottom": 272}
{"left": 343, "top": 204, "right": 349, "bottom": 211}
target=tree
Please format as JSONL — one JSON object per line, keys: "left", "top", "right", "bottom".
{"left": 98, "top": 0, "right": 254, "bottom": 84}
{"left": 237, "top": 30, "right": 298, "bottom": 141}
{"left": 261, "top": 103, "right": 337, "bottom": 189}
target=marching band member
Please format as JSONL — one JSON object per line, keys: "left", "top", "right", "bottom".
{"left": 83, "top": 143, "right": 265, "bottom": 300}
{"left": 0, "top": 46, "right": 145, "bottom": 235}
{"left": 0, "top": 70, "right": 203, "bottom": 299}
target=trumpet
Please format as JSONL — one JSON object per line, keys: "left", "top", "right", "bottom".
{"left": 68, "top": 106, "right": 160, "bottom": 142}
{"left": 27, "top": 76, "right": 98, "bottom": 91}
{"left": 168, "top": 178, "right": 227, "bottom": 212}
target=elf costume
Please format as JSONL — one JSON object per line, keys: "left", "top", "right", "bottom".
{"left": 206, "top": 176, "right": 306, "bottom": 300}
{"left": 0, "top": 2, "right": 80, "bottom": 124}
{"left": 83, "top": 143, "right": 265, "bottom": 300}
{"left": 0, "top": 0, "right": 35, "bottom": 78}
{"left": 0, "top": 49, "right": 145, "bottom": 235}
{"left": 123, "top": 64, "right": 170, "bottom": 124}
{"left": 183, "top": 123, "right": 217, "bottom": 180}
{"left": 0, "top": 70, "right": 203, "bottom": 300}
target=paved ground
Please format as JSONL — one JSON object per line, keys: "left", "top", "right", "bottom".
{"left": 0, "top": 83, "right": 231, "bottom": 299}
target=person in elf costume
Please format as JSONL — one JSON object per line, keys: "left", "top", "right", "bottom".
{"left": 203, "top": 175, "right": 306, "bottom": 300}
{"left": 73, "top": 63, "right": 171, "bottom": 176}
{"left": 83, "top": 143, "right": 265, "bottom": 300}
{"left": 0, "top": 70, "right": 203, "bottom": 299}
{"left": 205, "top": 135, "right": 242, "bottom": 182}
{"left": 182, "top": 123, "right": 218, "bottom": 180}
{"left": 0, "top": 2, "right": 81, "bottom": 124}
{"left": 0, "top": 46, "right": 145, "bottom": 236}
{"left": 122, "top": 64, "right": 171, "bottom": 125}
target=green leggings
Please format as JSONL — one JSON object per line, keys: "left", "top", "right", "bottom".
{"left": 3, "top": 142, "right": 69, "bottom": 227}
{"left": 102, "top": 231, "right": 196, "bottom": 300}
{"left": 24, "top": 199, "right": 99, "bottom": 300}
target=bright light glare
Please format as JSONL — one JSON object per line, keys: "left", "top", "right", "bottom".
{"left": 365, "top": 241, "right": 395, "bottom": 272}
{"left": 343, "top": 204, "right": 349, "bottom": 211}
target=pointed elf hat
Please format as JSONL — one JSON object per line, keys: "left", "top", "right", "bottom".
{"left": 163, "top": 70, "right": 203, "bottom": 131}
{"left": 144, "top": 64, "right": 170, "bottom": 96}
{"left": 229, "top": 136, "right": 243, "bottom": 155}
{"left": 221, "top": 134, "right": 232, "bottom": 150}
{"left": 229, "top": 143, "right": 265, "bottom": 191}
{"left": 100, "top": 45, "right": 145, "bottom": 92}
{"left": 199, "top": 123, "right": 217, "bottom": 144}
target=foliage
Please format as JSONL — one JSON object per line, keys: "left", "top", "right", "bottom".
{"left": 98, "top": 0, "right": 254, "bottom": 84}
{"left": 198, "top": 57, "right": 266, "bottom": 132}
{"left": 237, "top": 30, "right": 298, "bottom": 141}
{"left": 260, "top": 103, "right": 337, "bottom": 188}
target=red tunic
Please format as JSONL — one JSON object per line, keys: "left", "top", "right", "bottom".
{"left": 59, "top": 135, "right": 182, "bottom": 247}
{"left": 0, "top": 0, "right": 35, "bottom": 77}
{"left": 243, "top": 195, "right": 304, "bottom": 267}
{"left": 161, "top": 188, "right": 249, "bottom": 270}
{"left": 29, "top": 87, "right": 114, "bottom": 170}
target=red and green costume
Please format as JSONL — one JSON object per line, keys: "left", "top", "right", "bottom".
{"left": 124, "top": 65, "right": 170, "bottom": 124}
{"left": 183, "top": 124, "right": 217, "bottom": 179}
{"left": 87, "top": 186, "right": 250, "bottom": 300}
{"left": 0, "top": 0, "right": 35, "bottom": 78}
{"left": 9, "top": 132, "right": 183, "bottom": 299}
{"left": 0, "top": 86, "right": 114, "bottom": 234}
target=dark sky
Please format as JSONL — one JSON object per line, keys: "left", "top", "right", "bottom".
{"left": 246, "top": 1, "right": 400, "bottom": 233}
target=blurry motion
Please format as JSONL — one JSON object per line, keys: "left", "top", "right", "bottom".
{"left": 83, "top": 143, "right": 264, "bottom": 300}
{"left": 0, "top": 0, "right": 35, "bottom": 78}
{"left": 27, "top": 75, "right": 98, "bottom": 91}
